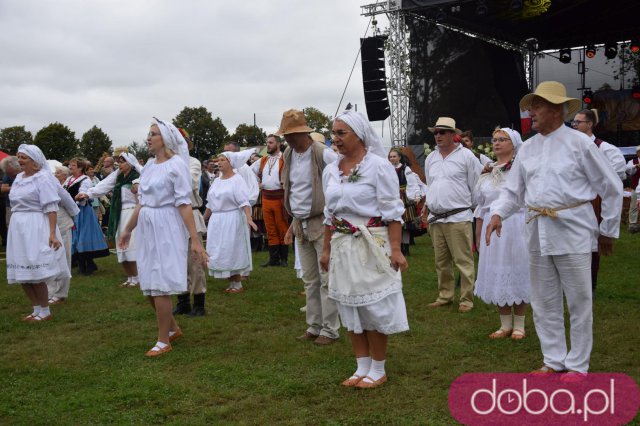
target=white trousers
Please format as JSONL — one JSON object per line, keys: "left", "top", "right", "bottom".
{"left": 297, "top": 236, "right": 340, "bottom": 339}
{"left": 529, "top": 251, "right": 592, "bottom": 373}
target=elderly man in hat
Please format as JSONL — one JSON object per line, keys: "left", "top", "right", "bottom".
{"left": 626, "top": 145, "right": 640, "bottom": 233}
{"left": 486, "top": 81, "right": 622, "bottom": 379}
{"left": 423, "top": 117, "right": 482, "bottom": 313}
{"left": 279, "top": 109, "right": 340, "bottom": 345}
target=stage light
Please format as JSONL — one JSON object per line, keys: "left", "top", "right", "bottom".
{"left": 510, "top": 0, "right": 523, "bottom": 11}
{"left": 604, "top": 43, "right": 617, "bottom": 60}
{"left": 582, "top": 90, "right": 593, "bottom": 104}
{"left": 585, "top": 45, "right": 596, "bottom": 58}
{"left": 559, "top": 48, "right": 572, "bottom": 64}
{"left": 476, "top": 0, "right": 488, "bottom": 16}
{"left": 632, "top": 86, "right": 640, "bottom": 100}
{"left": 630, "top": 40, "right": 640, "bottom": 53}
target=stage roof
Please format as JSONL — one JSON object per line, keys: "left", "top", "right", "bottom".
{"left": 401, "top": 0, "right": 640, "bottom": 51}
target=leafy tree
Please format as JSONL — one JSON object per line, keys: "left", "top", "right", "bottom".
{"left": 303, "top": 107, "right": 332, "bottom": 137}
{"left": 229, "top": 123, "right": 267, "bottom": 147}
{"left": 127, "top": 140, "right": 150, "bottom": 163}
{"left": 79, "top": 125, "right": 112, "bottom": 164}
{"left": 173, "top": 106, "right": 229, "bottom": 161}
{"left": 0, "top": 126, "right": 33, "bottom": 155}
{"left": 33, "top": 122, "right": 78, "bottom": 161}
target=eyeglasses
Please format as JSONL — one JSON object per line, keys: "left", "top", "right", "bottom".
{"left": 148, "top": 131, "right": 161, "bottom": 138}
{"left": 571, "top": 120, "right": 590, "bottom": 126}
{"left": 433, "top": 130, "right": 451, "bottom": 136}
{"left": 491, "top": 137, "right": 511, "bottom": 144}
{"left": 330, "top": 130, "right": 352, "bottom": 138}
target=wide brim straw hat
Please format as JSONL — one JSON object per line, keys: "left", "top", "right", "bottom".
{"left": 275, "top": 109, "right": 314, "bottom": 136}
{"left": 428, "top": 117, "right": 462, "bottom": 134}
{"left": 519, "top": 81, "right": 582, "bottom": 118}
{"left": 310, "top": 132, "right": 326, "bottom": 143}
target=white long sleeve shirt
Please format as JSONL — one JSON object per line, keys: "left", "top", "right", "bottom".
{"left": 85, "top": 170, "right": 137, "bottom": 208}
{"left": 289, "top": 147, "right": 338, "bottom": 219}
{"left": 490, "top": 124, "right": 623, "bottom": 255}
{"left": 590, "top": 135, "right": 626, "bottom": 180}
{"left": 424, "top": 144, "right": 482, "bottom": 223}
{"left": 251, "top": 153, "right": 283, "bottom": 190}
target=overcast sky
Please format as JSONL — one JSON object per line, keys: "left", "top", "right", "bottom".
{"left": 0, "top": 0, "right": 391, "bottom": 148}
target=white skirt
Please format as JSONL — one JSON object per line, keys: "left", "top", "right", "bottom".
{"left": 338, "top": 292, "right": 409, "bottom": 335}
{"left": 475, "top": 211, "right": 531, "bottom": 306}
{"left": 207, "top": 209, "right": 252, "bottom": 278}
{"left": 137, "top": 206, "right": 188, "bottom": 295}
{"left": 116, "top": 207, "right": 137, "bottom": 263}
{"left": 6, "top": 211, "right": 71, "bottom": 284}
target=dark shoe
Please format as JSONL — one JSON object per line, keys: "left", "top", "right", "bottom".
{"left": 261, "top": 246, "right": 280, "bottom": 267}
{"left": 279, "top": 245, "right": 289, "bottom": 267}
{"left": 187, "top": 293, "right": 206, "bottom": 317}
{"left": 296, "top": 331, "right": 319, "bottom": 341}
{"left": 86, "top": 259, "right": 98, "bottom": 273}
{"left": 314, "top": 335, "right": 338, "bottom": 346}
{"left": 173, "top": 294, "right": 191, "bottom": 315}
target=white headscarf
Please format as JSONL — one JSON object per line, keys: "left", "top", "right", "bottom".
{"left": 152, "top": 117, "right": 190, "bottom": 168}
{"left": 17, "top": 144, "right": 47, "bottom": 170}
{"left": 223, "top": 148, "right": 256, "bottom": 170}
{"left": 118, "top": 152, "right": 142, "bottom": 174}
{"left": 333, "top": 110, "right": 386, "bottom": 159}
{"left": 497, "top": 128, "right": 523, "bottom": 153}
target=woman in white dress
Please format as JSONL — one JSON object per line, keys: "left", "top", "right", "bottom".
{"left": 474, "top": 128, "right": 530, "bottom": 340}
{"left": 204, "top": 152, "right": 258, "bottom": 294}
{"left": 320, "top": 111, "right": 408, "bottom": 389}
{"left": 77, "top": 152, "right": 141, "bottom": 287}
{"left": 119, "top": 118, "right": 208, "bottom": 357}
{"left": 6, "top": 144, "right": 70, "bottom": 322}
{"left": 47, "top": 165, "right": 80, "bottom": 305}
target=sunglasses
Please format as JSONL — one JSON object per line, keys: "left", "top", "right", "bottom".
{"left": 433, "top": 130, "right": 452, "bottom": 136}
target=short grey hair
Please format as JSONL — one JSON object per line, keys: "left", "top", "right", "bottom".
{"left": 0, "top": 156, "right": 20, "bottom": 173}
{"left": 55, "top": 165, "right": 71, "bottom": 177}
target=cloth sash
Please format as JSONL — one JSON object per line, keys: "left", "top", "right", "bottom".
{"left": 526, "top": 201, "right": 590, "bottom": 224}
{"left": 107, "top": 169, "right": 140, "bottom": 242}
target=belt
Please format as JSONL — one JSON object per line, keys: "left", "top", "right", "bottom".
{"left": 262, "top": 189, "right": 285, "bottom": 200}
{"left": 526, "top": 201, "right": 590, "bottom": 224}
{"left": 331, "top": 216, "right": 385, "bottom": 234}
{"left": 428, "top": 207, "right": 470, "bottom": 224}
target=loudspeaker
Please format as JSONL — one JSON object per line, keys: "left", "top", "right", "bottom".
{"left": 361, "top": 36, "right": 390, "bottom": 121}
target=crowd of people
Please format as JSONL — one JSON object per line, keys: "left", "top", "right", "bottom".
{"left": 2, "top": 80, "right": 636, "bottom": 387}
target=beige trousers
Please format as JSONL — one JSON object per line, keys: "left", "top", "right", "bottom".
{"left": 47, "top": 212, "right": 73, "bottom": 299}
{"left": 297, "top": 235, "right": 340, "bottom": 339}
{"left": 429, "top": 221, "right": 475, "bottom": 307}
{"left": 186, "top": 235, "right": 207, "bottom": 294}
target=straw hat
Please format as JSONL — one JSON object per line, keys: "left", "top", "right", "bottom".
{"left": 275, "top": 109, "right": 314, "bottom": 136}
{"left": 519, "top": 81, "right": 582, "bottom": 118}
{"left": 428, "top": 117, "right": 461, "bottom": 134}
{"left": 636, "top": 145, "right": 640, "bottom": 152}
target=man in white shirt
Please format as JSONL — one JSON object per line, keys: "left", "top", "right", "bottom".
{"left": 626, "top": 146, "right": 640, "bottom": 232}
{"left": 423, "top": 117, "right": 482, "bottom": 313}
{"left": 486, "top": 81, "right": 622, "bottom": 378}
{"left": 251, "top": 134, "right": 289, "bottom": 267}
{"left": 571, "top": 109, "right": 626, "bottom": 295}
{"left": 278, "top": 109, "right": 340, "bottom": 345}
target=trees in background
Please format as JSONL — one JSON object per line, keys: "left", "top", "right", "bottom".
{"left": 0, "top": 126, "right": 33, "bottom": 155}
{"left": 173, "top": 106, "right": 229, "bottom": 160}
{"left": 79, "top": 125, "right": 112, "bottom": 164}
{"left": 33, "top": 122, "right": 78, "bottom": 161}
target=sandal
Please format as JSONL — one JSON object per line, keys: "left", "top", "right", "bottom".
{"left": 27, "top": 314, "right": 53, "bottom": 322}
{"left": 225, "top": 287, "right": 244, "bottom": 294}
{"left": 48, "top": 297, "right": 65, "bottom": 305}
{"left": 169, "top": 329, "right": 183, "bottom": 343}
{"left": 120, "top": 281, "right": 132, "bottom": 288}
{"left": 341, "top": 374, "right": 364, "bottom": 387}
{"left": 145, "top": 344, "right": 172, "bottom": 357}
{"left": 560, "top": 371, "right": 588, "bottom": 383}
{"left": 511, "top": 329, "right": 526, "bottom": 340}
{"left": 489, "top": 329, "right": 512, "bottom": 339}
{"left": 355, "top": 375, "right": 387, "bottom": 389}
{"left": 21, "top": 314, "right": 36, "bottom": 322}
{"left": 531, "top": 365, "right": 557, "bottom": 374}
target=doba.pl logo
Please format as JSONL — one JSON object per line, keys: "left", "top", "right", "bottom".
{"left": 449, "top": 373, "right": 640, "bottom": 425}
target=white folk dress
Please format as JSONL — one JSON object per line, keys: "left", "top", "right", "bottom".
{"left": 473, "top": 164, "right": 531, "bottom": 306}
{"left": 323, "top": 151, "right": 409, "bottom": 335}
{"left": 137, "top": 156, "right": 191, "bottom": 296}
{"left": 86, "top": 170, "right": 138, "bottom": 262}
{"left": 206, "top": 173, "right": 252, "bottom": 278}
{"left": 6, "top": 170, "right": 70, "bottom": 284}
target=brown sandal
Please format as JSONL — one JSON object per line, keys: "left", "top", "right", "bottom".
{"left": 489, "top": 329, "right": 512, "bottom": 339}
{"left": 511, "top": 329, "right": 525, "bottom": 340}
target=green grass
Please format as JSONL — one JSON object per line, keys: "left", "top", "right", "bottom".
{"left": 0, "top": 231, "right": 639, "bottom": 425}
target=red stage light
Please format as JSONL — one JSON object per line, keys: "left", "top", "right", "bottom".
{"left": 630, "top": 41, "right": 640, "bottom": 53}
{"left": 585, "top": 45, "right": 596, "bottom": 58}
{"left": 582, "top": 90, "right": 593, "bottom": 104}
{"left": 632, "top": 86, "right": 640, "bottom": 100}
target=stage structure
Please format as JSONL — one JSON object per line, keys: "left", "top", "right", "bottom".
{"left": 361, "top": 0, "right": 640, "bottom": 150}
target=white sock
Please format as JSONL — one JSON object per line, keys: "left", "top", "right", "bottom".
{"left": 513, "top": 315, "right": 525, "bottom": 332}
{"left": 32, "top": 306, "right": 41, "bottom": 316}
{"left": 152, "top": 341, "right": 169, "bottom": 351}
{"left": 39, "top": 306, "right": 51, "bottom": 317}
{"left": 131, "top": 276, "right": 139, "bottom": 284}
{"left": 366, "top": 359, "right": 386, "bottom": 382}
{"left": 169, "top": 330, "right": 177, "bottom": 337}
{"left": 353, "top": 356, "right": 372, "bottom": 378}
{"left": 499, "top": 314, "right": 513, "bottom": 331}
{"left": 233, "top": 281, "right": 243, "bottom": 290}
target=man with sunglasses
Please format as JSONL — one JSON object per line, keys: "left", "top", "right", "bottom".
{"left": 423, "top": 117, "right": 482, "bottom": 313}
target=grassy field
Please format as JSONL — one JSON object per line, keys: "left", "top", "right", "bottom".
{"left": 0, "top": 230, "right": 638, "bottom": 425}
